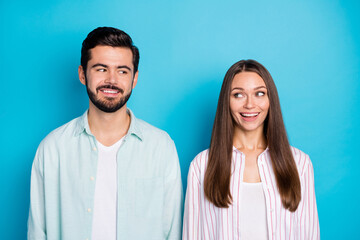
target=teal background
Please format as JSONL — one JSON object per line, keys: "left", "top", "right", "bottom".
{"left": 1, "top": 0, "right": 359, "bottom": 239}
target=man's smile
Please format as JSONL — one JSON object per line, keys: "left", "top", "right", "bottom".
{"left": 96, "top": 85, "right": 124, "bottom": 97}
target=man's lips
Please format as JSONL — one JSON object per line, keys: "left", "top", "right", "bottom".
{"left": 96, "top": 85, "right": 124, "bottom": 96}
{"left": 101, "top": 89, "right": 119, "bottom": 94}
{"left": 240, "top": 112, "right": 260, "bottom": 122}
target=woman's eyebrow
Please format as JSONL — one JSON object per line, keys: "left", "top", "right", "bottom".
{"left": 254, "top": 86, "right": 267, "bottom": 90}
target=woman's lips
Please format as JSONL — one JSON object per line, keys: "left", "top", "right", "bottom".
{"left": 240, "top": 112, "right": 259, "bottom": 122}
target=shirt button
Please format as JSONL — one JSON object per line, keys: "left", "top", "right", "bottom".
{"left": 87, "top": 208, "right": 92, "bottom": 213}
{"left": 93, "top": 147, "right": 97, "bottom": 151}
{"left": 270, "top": 208, "right": 274, "bottom": 212}
{"left": 90, "top": 176, "right": 95, "bottom": 181}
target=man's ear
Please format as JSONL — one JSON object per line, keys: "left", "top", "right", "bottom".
{"left": 78, "top": 66, "right": 86, "bottom": 85}
{"left": 132, "top": 71, "right": 139, "bottom": 89}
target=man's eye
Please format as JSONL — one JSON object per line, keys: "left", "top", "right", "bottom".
{"left": 97, "top": 68, "right": 106, "bottom": 72}
{"left": 119, "top": 70, "right": 128, "bottom": 74}
{"left": 256, "top": 91, "right": 265, "bottom": 97}
{"left": 234, "top": 93, "right": 244, "bottom": 98}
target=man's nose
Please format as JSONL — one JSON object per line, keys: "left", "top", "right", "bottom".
{"left": 104, "top": 70, "right": 118, "bottom": 84}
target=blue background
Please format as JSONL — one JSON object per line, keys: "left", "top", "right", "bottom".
{"left": 1, "top": 0, "right": 359, "bottom": 239}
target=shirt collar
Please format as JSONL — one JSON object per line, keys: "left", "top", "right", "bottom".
{"left": 74, "top": 108, "right": 143, "bottom": 141}
{"left": 233, "top": 145, "right": 269, "bottom": 154}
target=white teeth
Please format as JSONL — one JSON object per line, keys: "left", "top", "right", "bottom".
{"left": 103, "top": 90, "right": 118, "bottom": 94}
{"left": 241, "top": 113, "right": 259, "bottom": 117}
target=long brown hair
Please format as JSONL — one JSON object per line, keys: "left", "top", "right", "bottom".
{"left": 204, "top": 59, "right": 301, "bottom": 211}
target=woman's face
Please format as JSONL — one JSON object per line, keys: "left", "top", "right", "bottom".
{"left": 230, "top": 71, "right": 270, "bottom": 133}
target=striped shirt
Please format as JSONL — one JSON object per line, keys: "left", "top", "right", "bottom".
{"left": 183, "top": 146, "right": 320, "bottom": 240}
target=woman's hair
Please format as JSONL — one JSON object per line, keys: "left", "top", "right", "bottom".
{"left": 204, "top": 59, "right": 301, "bottom": 212}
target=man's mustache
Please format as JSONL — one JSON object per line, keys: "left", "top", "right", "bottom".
{"left": 96, "top": 85, "right": 124, "bottom": 94}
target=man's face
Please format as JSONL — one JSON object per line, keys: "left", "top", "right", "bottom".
{"left": 79, "top": 45, "right": 138, "bottom": 113}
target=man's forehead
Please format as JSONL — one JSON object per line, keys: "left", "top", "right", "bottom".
{"left": 88, "top": 46, "right": 134, "bottom": 66}
{"left": 89, "top": 45, "right": 133, "bottom": 56}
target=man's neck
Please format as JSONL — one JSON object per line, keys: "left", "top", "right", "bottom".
{"left": 87, "top": 103, "right": 131, "bottom": 147}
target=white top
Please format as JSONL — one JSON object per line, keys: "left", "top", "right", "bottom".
{"left": 240, "top": 182, "right": 268, "bottom": 240}
{"left": 183, "top": 147, "right": 320, "bottom": 240}
{"left": 91, "top": 138, "right": 124, "bottom": 240}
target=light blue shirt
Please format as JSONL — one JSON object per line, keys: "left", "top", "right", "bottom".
{"left": 28, "top": 109, "right": 183, "bottom": 240}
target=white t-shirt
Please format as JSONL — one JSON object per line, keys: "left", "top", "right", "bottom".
{"left": 240, "top": 182, "right": 268, "bottom": 240}
{"left": 91, "top": 138, "right": 124, "bottom": 240}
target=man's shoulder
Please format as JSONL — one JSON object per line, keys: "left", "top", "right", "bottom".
{"left": 134, "top": 117, "right": 173, "bottom": 142}
{"left": 40, "top": 115, "right": 82, "bottom": 147}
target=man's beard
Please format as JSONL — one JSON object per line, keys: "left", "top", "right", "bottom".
{"left": 85, "top": 79, "right": 132, "bottom": 113}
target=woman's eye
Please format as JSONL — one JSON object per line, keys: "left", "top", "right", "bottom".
{"left": 256, "top": 91, "right": 265, "bottom": 97}
{"left": 234, "top": 93, "right": 244, "bottom": 98}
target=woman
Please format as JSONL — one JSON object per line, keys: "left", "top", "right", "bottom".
{"left": 183, "top": 60, "right": 319, "bottom": 240}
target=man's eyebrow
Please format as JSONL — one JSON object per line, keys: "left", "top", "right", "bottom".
{"left": 117, "top": 65, "right": 131, "bottom": 71}
{"left": 91, "top": 63, "right": 108, "bottom": 68}
{"left": 90, "top": 64, "right": 132, "bottom": 71}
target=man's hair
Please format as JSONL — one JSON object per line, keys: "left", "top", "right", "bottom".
{"left": 81, "top": 27, "right": 140, "bottom": 73}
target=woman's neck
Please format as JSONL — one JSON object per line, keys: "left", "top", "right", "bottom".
{"left": 233, "top": 126, "right": 267, "bottom": 151}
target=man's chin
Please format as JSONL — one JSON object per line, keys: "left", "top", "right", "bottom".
{"left": 87, "top": 87, "right": 132, "bottom": 113}
{"left": 93, "top": 104, "right": 123, "bottom": 113}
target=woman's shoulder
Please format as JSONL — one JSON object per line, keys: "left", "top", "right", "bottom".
{"left": 289, "top": 146, "right": 313, "bottom": 177}
{"left": 189, "top": 149, "right": 209, "bottom": 176}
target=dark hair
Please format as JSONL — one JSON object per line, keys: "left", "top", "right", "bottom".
{"left": 81, "top": 27, "right": 139, "bottom": 73}
{"left": 204, "top": 59, "right": 301, "bottom": 212}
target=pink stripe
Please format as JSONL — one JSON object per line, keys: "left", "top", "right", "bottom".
{"left": 192, "top": 174, "right": 195, "bottom": 240}
{"left": 199, "top": 151, "right": 205, "bottom": 239}
{"left": 198, "top": 176, "right": 201, "bottom": 239}
{"left": 299, "top": 157, "right": 306, "bottom": 240}
{"left": 288, "top": 212, "right": 292, "bottom": 240}
{"left": 283, "top": 207, "right": 286, "bottom": 239}
{"left": 237, "top": 151, "right": 241, "bottom": 238}
{"left": 212, "top": 203, "right": 217, "bottom": 238}
{"left": 261, "top": 162, "right": 273, "bottom": 238}
{"left": 300, "top": 151, "right": 306, "bottom": 176}
{"left": 280, "top": 204, "right": 283, "bottom": 240}
{"left": 208, "top": 198, "right": 215, "bottom": 238}
{"left": 201, "top": 153, "right": 212, "bottom": 239}
{"left": 312, "top": 163, "right": 317, "bottom": 239}
{"left": 221, "top": 207, "right": 225, "bottom": 239}
{"left": 203, "top": 200, "right": 211, "bottom": 239}
{"left": 308, "top": 165, "right": 311, "bottom": 239}
{"left": 299, "top": 199, "right": 305, "bottom": 231}
{"left": 264, "top": 153, "right": 276, "bottom": 237}
{"left": 232, "top": 153, "right": 235, "bottom": 239}
{"left": 295, "top": 148, "right": 300, "bottom": 165}
{"left": 312, "top": 176, "right": 317, "bottom": 239}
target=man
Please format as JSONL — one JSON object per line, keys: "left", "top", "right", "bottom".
{"left": 28, "top": 27, "right": 183, "bottom": 240}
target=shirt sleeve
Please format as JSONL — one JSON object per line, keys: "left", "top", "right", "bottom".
{"left": 183, "top": 161, "right": 201, "bottom": 240}
{"left": 299, "top": 157, "right": 320, "bottom": 239}
{"left": 27, "top": 146, "right": 47, "bottom": 240}
{"left": 163, "top": 139, "right": 184, "bottom": 240}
